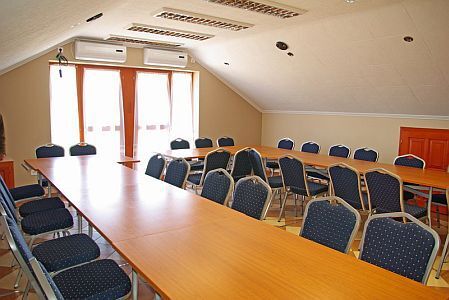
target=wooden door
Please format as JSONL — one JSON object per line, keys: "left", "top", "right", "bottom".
{"left": 399, "top": 127, "right": 449, "bottom": 171}
{"left": 0, "top": 158, "right": 15, "bottom": 188}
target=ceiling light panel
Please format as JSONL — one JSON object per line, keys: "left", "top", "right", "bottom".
{"left": 203, "top": 0, "right": 307, "bottom": 19}
{"left": 127, "top": 24, "right": 214, "bottom": 41}
{"left": 106, "top": 35, "right": 183, "bottom": 47}
{"left": 154, "top": 8, "right": 253, "bottom": 31}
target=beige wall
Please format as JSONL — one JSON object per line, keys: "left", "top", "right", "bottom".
{"left": 262, "top": 113, "right": 449, "bottom": 164}
{"left": 0, "top": 42, "right": 261, "bottom": 185}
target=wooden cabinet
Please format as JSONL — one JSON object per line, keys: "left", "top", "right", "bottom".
{"left": 0, "top": 158, "right": 14, "bottom": 188}
{"left": 399, "top": 127, "right": 449, "bottom": 171}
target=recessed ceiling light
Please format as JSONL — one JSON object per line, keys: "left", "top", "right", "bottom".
{"left": 403, "top": 36, "right": 414, "bottom": 42}
{"left": 345, "top": 0, "right": 356, "bottom": 3}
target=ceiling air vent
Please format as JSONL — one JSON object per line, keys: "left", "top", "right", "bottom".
{"left": 153, "top": 8, "right": 253, "bottom": 31}
{"left": 106, "top": 36, "right": 183, "bottom": 47}
{"left": 127, "top": 24, "right": 214, "bottom": 41}
{"left": 203, "top": 0, "right": 307, "bottom": 19}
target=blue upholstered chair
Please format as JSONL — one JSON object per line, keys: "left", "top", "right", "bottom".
{"left": 217, "top": 136, "right": 235, "bottom": 147}
{"left": 431, "top": 167, "right": 448, "bottom": 227}
{"left": 353, "top": 147, "right": 379, "bottom": 162}
{"left": 435, "top": 188, "right": 449, "bottom": 279}
{"left": 195, "top": 137, "right": 213, "bottom": 148}
{"left": 201, "top": 169, "right": 234, "bottom": 206}
{"left": 35, "top": 143, "right": 65, "bottom": 192}
{"left": 266, "top": 138, "right": 295, "bottom": 174}
{"left": 31, "top": 257, "right": 132, "bottom": 300}
{"left": 394, "top": 154, "right": 426, "bottom": 201}
{"left": 278, "top": 155, "right": 328, "bottom": 221}
{"left": 69, "top": 143, "right": 97, "bottom": 156}
{"left": 328, "top": 163, "right": 368, "bottom": 211}
{"left": 328, "top": 144, "right": 351, "bottom": 158}
{"left": 0, "top": 175, "right": 64, "bottom": 218}
{"left": 145, "top": 153, "right": 166, "bottom": 179}
{"left": 360, "top": 212, "right": 439, "bottom": 284}
{"left": 300, "top": 141, "right": 320, "bottom": 154}
{"left": 231, "top": 176, "right": 272, "bottom": 220}
{"left": 170, "top": 138, "right": 190, "bottom": 150}
{"left": 187, "top": 148, "right": 231, "bottom": 193}
{"left": 364, "top": 168, "right": 428, "bottom": 221}
{"left": 164, "top": 158, "right": 190, "bottom": 189}
{"left": 300, "top": 197, "right": 361, "bottom": 253}
{"left": 230, "top": 147, "right": 253, "bottom": 182}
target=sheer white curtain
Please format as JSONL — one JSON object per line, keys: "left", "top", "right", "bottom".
{"left": 49, "top": 65, "right": 79, "bottom": 151}
{"left": 170, "top": 72, "right": 194, "bottom": 144}
{"left": 83, "top": 69, "right": 124, "bottom": 157}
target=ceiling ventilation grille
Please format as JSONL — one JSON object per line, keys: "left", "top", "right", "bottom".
{"left": 154, "top": 8, "right": 253, "bottom": 31}
{"left": 127, "top": 24, "right": 214, "bottom": 41}
{"left": 106, "top": 36, "right": 183, "bottom": 47}
{"left": 203, "top": 0, "right": 307, "bottom": 19}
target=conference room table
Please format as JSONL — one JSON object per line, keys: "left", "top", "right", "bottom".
{"left": 24, "top": 155, "right": 447, "bottom": 299}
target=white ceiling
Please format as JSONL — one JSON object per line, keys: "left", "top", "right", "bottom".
{"left": 1, "top": 0, "right": 448, "bottom": 116}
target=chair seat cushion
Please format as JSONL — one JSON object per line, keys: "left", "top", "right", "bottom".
{"left": 266, "top": 161, "right": 279, "bottom": 169}
{"left": 21, "top": 208, "right": 73, "bottom": 235}
{"left": 189, "top": 161, "right": 204, "bottom": 171}
{"left": 18, "top": 197, "right": 65, "bottom": 217}
{"left": 33, "top": 234, "right": 100, "bottom": 273}
{"left": 53, "top": 259, "right": 131, "bottom": 300}
{"left": 268, "top": 176, "right": 283, "bottom": 188}
{"left": 307, "top": 181, "right": 328, "bottom": 196}
{"left": 187, "top": 173, "right": 202, "bottom": 185}
{"left": 9, "top": 184, "right": 45, "bottom": 201}
{"left": 432, "top": 193, "right": 447, "bottom": 205}
{"left": 404, "top": 204, "right": 427, "bottom": 219}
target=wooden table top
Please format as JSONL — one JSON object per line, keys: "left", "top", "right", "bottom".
{"left": 162, "top": 145, "right": 449, "bottom": 189}
{"left": 24, "top": 156, "right": 447, "bottom": 299}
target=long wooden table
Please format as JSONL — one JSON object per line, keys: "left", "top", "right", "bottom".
{"left": 24, "top": 156, "right": 447, "bottom": 299}
{"left": 162, "top": 145, "right": 449, "bottom": 190}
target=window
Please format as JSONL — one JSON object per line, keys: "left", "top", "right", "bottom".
{"left": 49, "top": 65, "right": 79, "bottom": 150}
{"left": 170, "top": 72, "right": 194, "bottom": 143}
{"left": 83, "top": 69, "right": 124, "bottom": 157}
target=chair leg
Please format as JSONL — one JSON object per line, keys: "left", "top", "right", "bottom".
{"left": 436, "top": 235, "right": 449, "bottom": 279}
{"left": 14, "top": 269, "right": 22, "bottom": 289}
{"left": 132, "top": 270, "right": 138, "bottom": 300}
{"left": 277, "top": 192, "right": 289, "bottom": 222}
{"left": 23, "top": 280, "right": 31, "bottom": 299}
{"left": 263, "top": 192, "right": 276, "bottom": 220}
{"left": 294, "top": 194, "right": 298, "bottom": 217}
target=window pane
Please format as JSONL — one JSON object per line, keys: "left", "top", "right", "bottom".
{"left": 83, "top": 69, "right": 124, "bottom": 157}
{"left": 171, "top": 72, "right": 194, "bottom": 145}
{"left": 135, "top": 72, "right": 171, "bottom": 158}
{"left": 49, "top": 65, "right": 79, "bottom": 151}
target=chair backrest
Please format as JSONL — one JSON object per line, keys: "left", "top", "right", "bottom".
{"left": 328, "top": 163, "right": 366, "bottom": 210}
{"left": 300, "top": 141, "right": 320, "bottom": 154}
{"left": 201, "top": 169, "right": 234, "bottom": 206}
{"left": 230, "top": 147, "right": 253, "bottom": 181}
{"left": 30, "top": 258, "right": 64, "bottom": 300}
{"left": 199, "top": 148, "right": 231, "bottom": 185}
{"left": 231, "top": 176, "right": 272, "bottom": 220}
{"left": 247, "top": 148, "right": 268, "bottom": 182}
{"left": 394, "top": 154, "right": 425, "bottom": 169}
{"left": 164, "top": 158, "right": 190, "bottom": 188}
{"left": 279, "top": 155, "right": 309, "bottom": 196}
{"left": 353, "top": 147, "right": 379, "bottom": 162}
{"left": 217, "top": 136, "right": 234, "bottom": 147}
{"left": 300, "top": 197, "right": 361, "bottom": 253}
{"left": 145, "top": 154, "right": 166, "bottom": 179}
{"left": 328, "top": 144, "right": 351, "bottom": 158}
{"left": 195, "top": 137, "right": 213, "bottom": 148}
{"left": 277, "top": 138, "right": 295, "bottom": 150}
{"left": 69, "top": 143, "right": 97, "bottom": 156}
{"left": 364, "top": 168, "right": 403, "bottom": 214}
{"left": 359, "top": 212, "right": 439, "bottom": 284}
{"left": 0, "top": 215, "right": 45, "bottom": 298}
{"left": 36, "top": 143, "right": 65, "bottom": 158}
{"left": 0, "top": 182, "right": 17, "bottom": 222}
{"left": 170, "top": 138, "right": 190, "bottom": 150}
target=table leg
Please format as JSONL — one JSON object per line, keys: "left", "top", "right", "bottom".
{"left": 132, "top": 270, "right": 138, "bottom": 300}
{"left": 77, "top": 212, "right": 82, "bottom": 234}
{"left": 427, "top": 187, "right": 433, "bottom": 227}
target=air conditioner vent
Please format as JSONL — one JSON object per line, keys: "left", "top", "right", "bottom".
{"left": 127, "top": 24, "right": 214, "bottom": 41}
{"left": 204, "top": 0, "right": 307, "bottom": 19}
{"left": 106, "top": 36, "right": 183, "bottom": 47}
{"left": 154, "top": 8, "right": 253, "bottom": 31}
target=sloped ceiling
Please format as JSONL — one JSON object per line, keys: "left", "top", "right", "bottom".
{"left": 1, "top": 0, "right": 448, "bottom": 116}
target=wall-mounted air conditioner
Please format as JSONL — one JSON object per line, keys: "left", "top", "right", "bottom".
{"left": 143, "top": 48, "right": 188, "bottom": 68}
{"left": 74, "top": 40, "right": 127, "bottom": 63}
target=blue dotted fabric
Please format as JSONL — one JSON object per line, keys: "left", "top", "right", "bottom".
{"left": 394, "top": 156, "right": 424, "bottom": 169}
{"left": 232, "top": 179, "right": 269, "bottom": 219}
{"left": 329, "top": 166, "right": 364, "bottom": 209}
{"left": 145, "top": 154, "right": 165, "bottom": 179}
{"left": 248, "top": 150, "right": 267, "bottom": 181}
{"left": 36, "top": 145, "right": 65, "bottom": 158}
{"left": 301, "top": 200, "right": 357, "bottom": 253}
{"left": 301, "top": 142, "right": 320, "bottom": 154}
{"left": 201, "top": 171, "right": 232, "bottom": 205}
{"left": 361, "top": 217, "right": 435, "bottom": 282}
{"left": 231, "top": 150, "right": 252, "bottom": 181}
{"left": 217, "top": 137, "right": 234, "bottom": 147}
{"left": 354, "top": 148, "right": 378, "bottom": 162}
{"left": 195, "top": 138, "right": 213, "bottom": 148}
{"left": 69, "top": 144, "right": 97, "bottom": 156}
{"left": 18, "top": 197, "right": 65, "bottom": 217}
{"left": 170, "top": 139, "right": 190, "bottom": 150}
{"left": 20, "top": 208, "right": 73, "bottom": 235}
{"left": 329, "top": 145, "right": 350, "bottom": 158}
{"left": 365, "top": 171, "right": 402, "bottom": 213}
{"left": 278, "top": 139, "right": 294, "bottom": 150}
{"left": 164, "top": 159, "right": 189, "bottom": 188}
{"left": 9, "top": 184, "right": 45, "bottom": 201}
